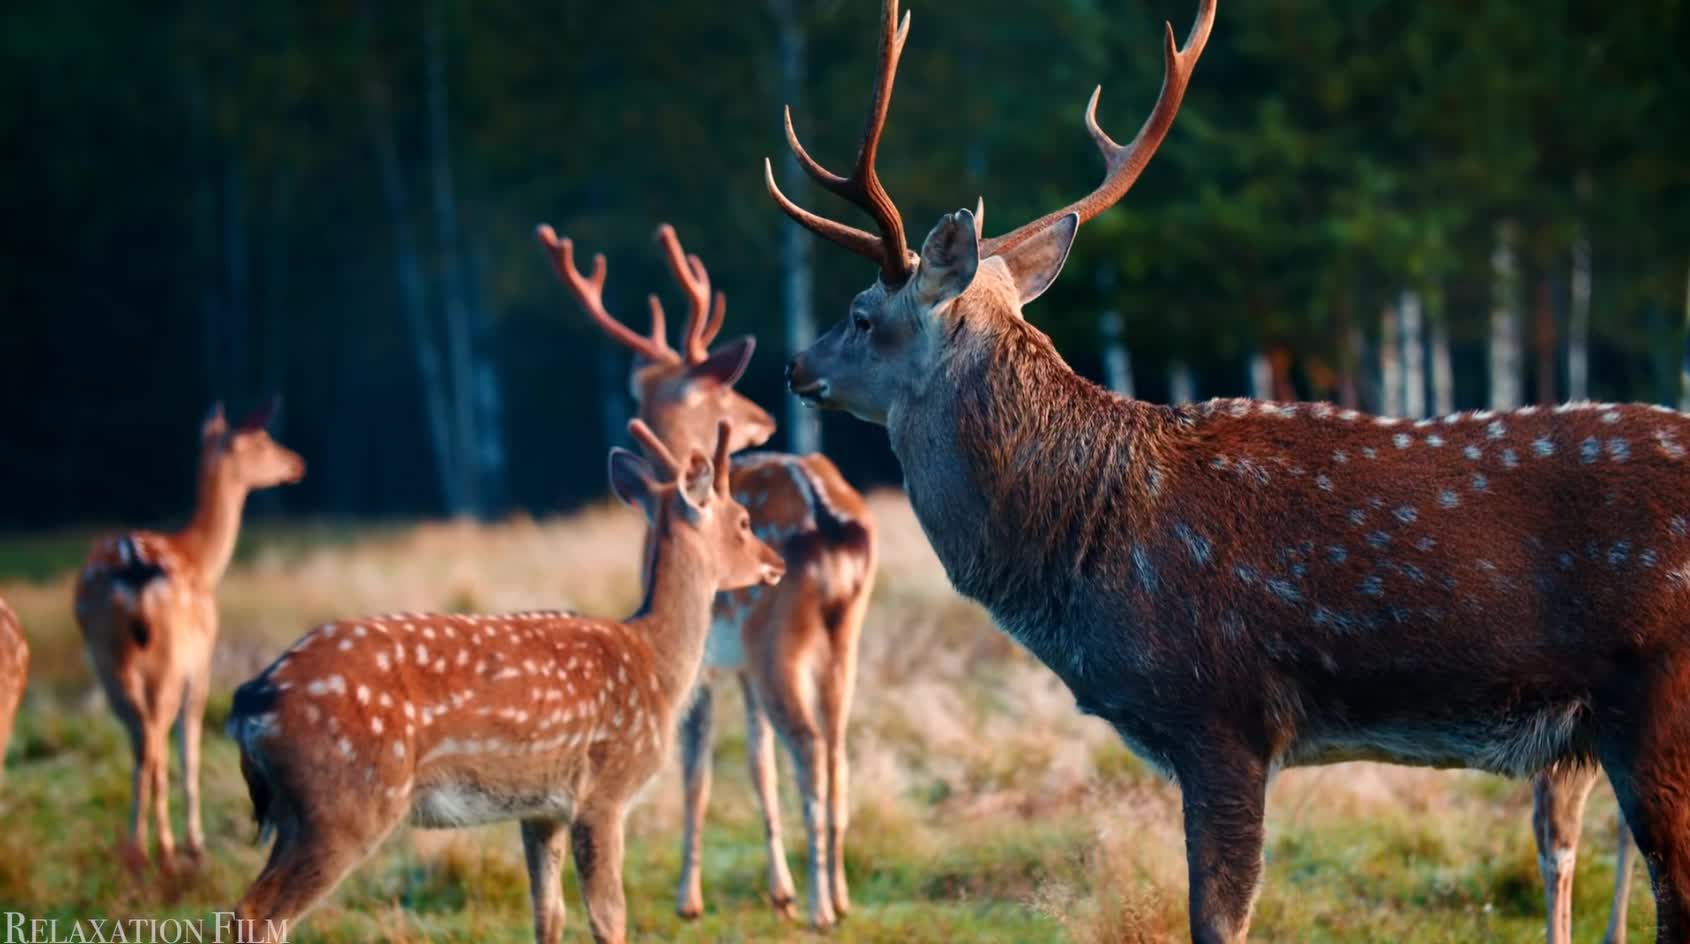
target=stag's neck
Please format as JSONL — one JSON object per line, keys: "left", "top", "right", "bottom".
{"left": 175, "top": 467, "right": 249, "bottom": 588}
{"left": 890, "top": 322, "right": 1172, "bottom": 642}
{"left": 627, "top": 522, "right": 717, "bottom": 700}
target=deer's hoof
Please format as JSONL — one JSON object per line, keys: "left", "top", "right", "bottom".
{"left": 677, "top": 903, "right": 703, "bottom": 921}
{"left": 769, "top": 893, "right": 798, "bottom": 921}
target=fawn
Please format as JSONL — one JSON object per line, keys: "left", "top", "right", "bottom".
{"left": 771, "top": 0, "right": 1690, "bottom": 940}
{"left": 74, "top": 399, "right": 304, "bottom": 868}
{"left": 226, "top": 420, "right": 784, "bottom": 944}
{"left": 0, "top": 596, "right": 28, "bottom": 785}
{"left": 538, "top": 221, "right": 876, "bottom": 927}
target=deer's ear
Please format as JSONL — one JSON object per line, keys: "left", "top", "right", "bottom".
{"left": 678, "top": 452, "right": 715, "bottom": 515}
{"left": 912, "top": 209, "right": 979, "bottom": 309}
{"left": 202, "top": 402, "right": 228, "bottom": 441}
{"left": 998, "top": 212, "right": 1078, "bottom": 306}
{"left": 608, "top": 449, "right": 658, "bottom": 519}
{"left": 688, "top": 336, "right": 755, "bottom": 388}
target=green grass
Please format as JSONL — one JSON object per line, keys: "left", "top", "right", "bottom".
{"left": 0, "top": 504, "right": 1662, "bottom": 941}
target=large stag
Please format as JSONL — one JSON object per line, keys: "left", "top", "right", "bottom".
{"left": 769, "top": 1, "right": 1681, "bottom": 941}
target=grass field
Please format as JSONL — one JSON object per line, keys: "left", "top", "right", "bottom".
{"left": 0, "top": 493, "right": 1656, "bottom": 941}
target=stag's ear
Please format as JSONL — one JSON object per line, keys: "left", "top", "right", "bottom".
{"left": 202, "top": 403, "right": 228, "bottom": 442}
{"left": 608, "top": 449, "right": 658, "bottom": 521}
{"left": 912, "top": 209, "right": 979, "bottom": 309}
{"left": 688, "top": 336, "right": 755, "bottom": 388}
{"left": 998, "top": 212, "right": 1079, "bottom": 306}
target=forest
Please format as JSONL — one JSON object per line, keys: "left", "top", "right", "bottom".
{"left": 2, "top": 0, "right": 1686, "bottom": 526}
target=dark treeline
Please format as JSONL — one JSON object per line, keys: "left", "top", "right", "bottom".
{"left": 2, "top": 1, "right": 1686, "bottom": 528}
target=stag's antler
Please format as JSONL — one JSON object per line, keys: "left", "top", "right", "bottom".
{"left": 980, "top": 0, "right": 1215, "bottom": 259}
{"left": 537, "top": 224, "right": 677, "bottom": 364}
{"left": 628, "top": 418, "right": 682, "bottom": 478}
{"left": 652, "top": 224, "right": 728, "bottom": 363}
{"left": 765, "top": 0, "right": 914, "bottom": 286}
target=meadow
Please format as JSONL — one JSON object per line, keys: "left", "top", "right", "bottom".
{"left": 0, "top": 493, "right": 1655, "bottom": 942}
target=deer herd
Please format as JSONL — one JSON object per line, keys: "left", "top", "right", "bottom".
{"left": 0, "top": 1, "right": 1684, "bottom": 942}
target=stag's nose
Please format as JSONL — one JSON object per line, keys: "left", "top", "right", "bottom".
{"left": 784, "top": 357, "right": 800, "bottom": 390}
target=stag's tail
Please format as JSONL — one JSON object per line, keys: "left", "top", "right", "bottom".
{"left": 227, "top": 677, "right": 282, "bottom": 844}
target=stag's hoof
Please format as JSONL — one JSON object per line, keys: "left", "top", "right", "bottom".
{"left": 676, "top": 902, "right": 703, "bottom": 921}
{"left": 120, "top": 842, "right": 149, "bottom": 874}
{"left": 769, "top": 892, "right": 798, "bottom": 921}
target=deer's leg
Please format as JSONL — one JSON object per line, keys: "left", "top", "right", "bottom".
{"left": 740, "top": 672, "right": 798, "bottom": 918}
{"left": 146, "top": 721, "right": 176, "bottom": 868}
{"left": 1534, "top": 761, "right": 1601, "bottom": 944}
{"left": 1176, "top": 745, "right": 1269, "bottom": 944}
{"left": 786, "top": 719, "right": 834, "bottom": 929}
{"left": 1598, "top": 672, "right": 1690, "bottom": 944}
{"left": 123, "top": 713, "right": 152, "bottom": 869}
{"left": 522, "top": 818, "right": 570, "bottom": 944}
{"left": 1606, "top": 817, "right": 1636, "bottom": 944}
{"left": 675, "top": 681, "right": 714, "bottom": 920}
{"left": 570, "top": 808, "right": 628, "bottom": 944}
{"left": 177, "top": 669, "right": 211, "bottom": 863}
{"left": 235, "top": 816, "right": 392, "bottom": 938}
{"left": 820, "top": 595, "right": 866, "bottom": 919}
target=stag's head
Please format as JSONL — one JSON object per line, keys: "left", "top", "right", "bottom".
{"left": 538, "top": 223, "right": 777, "bottom": 461}
{"left": 200, "top": 397, "right": 307, "bottom": 491}
{"left": 610, "top": 419, "right": 786, "bottom": 591}
{"left": 773, "top": 0, "right": 1215, "bottom": 426}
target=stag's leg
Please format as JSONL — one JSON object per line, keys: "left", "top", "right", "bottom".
{"left": 740, "top": 672, "right": 798, "bottom": 918}
{"left": 235, "top": 812, "right": 397, "bottom": 939}
{"left": 1607, "top": 817, "right": 1636, "bottom": 944}
{"left": 675, "top": 682, "right": 714, "bottom": 920}
{"left": 571, "top": 807, "right": 628, "bottom": 944}
{"left": 522, "top": 818, "right": 570, "bottom": 944}
{"left": 177, "top": 669, "right": 211, "bottom": 864}
{"left": 1598, "top": 665, "right": 1690, "bottom": 944}
{"left": 1535, "top": 761, "right": 1602, "bottom": 944}
{"left": 1175, "top": 744, "right": 1269, "bottom": 944}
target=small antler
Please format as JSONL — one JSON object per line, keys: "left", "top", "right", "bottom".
{"left": 980, "top": 0, "right": 1216, "bottom": 259}
{"left": 712, "top": 420, "right": 732, "bottom": 496}
{"left": 765, "top": 0, "right": 914, "bottom": 286}
{"left": 537, "top": 224, "right": 678, "bottom": 364}
{"left": 652, "top": 224, "right": 728, "bottom": 363}
{"left": 628, "top": 419, "right": 682, "bottom": 478}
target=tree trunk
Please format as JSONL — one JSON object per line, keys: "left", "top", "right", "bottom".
{"left": 771, "top": 0, "right": 819, "bottom": 457}
{"left": 1336, "top": 292, "right": 1360, "bottom": 409}
{"left": 1398, "top": 290, "right": 1425, "bottom": 418}
{"left": 1681, "top": 250, "right": 1690, "bottom": 411}
{"left": 469, "top": 236, "right": 507, "bottom": 514}
{"left": 1099, "top": 313, "right": 1133, "bottom": 397}
{"left": 1429, "top": 290, "right": 1456, "bottom": 415}
{"left": 221, "top": 152, "right": 250, "bottom": 399}
{"left": 598, "top": 345, "right": 630, "bottom": 460}
{"left": 362, "top": 48, "right": 463, "bottom": 514}
{"left": 1248, "top": 350, "right": 1273, "bottom": 401}
{"left": 1489, "top": 220, "right": 1523, "bottom": 410}
{"left": 1534, "top": 276, "right": 1557, "bottom": 405}
{"left": 1168, "top": 361, "right": 1196, "bottom": 404}
{"left": 1379, "top": 300, "right": 1403, "bottom": 417}
{"left": 425, "top": 0, "right": 485, "bottom": 517}
{"left": 1568, "top": 229, "right": 1591, "bottom": 402}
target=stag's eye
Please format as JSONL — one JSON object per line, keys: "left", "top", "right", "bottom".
{"left": 853, "top": 312, "right": 872, "bottom": 333}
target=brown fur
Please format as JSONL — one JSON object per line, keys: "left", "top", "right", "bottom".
{"left": 225, "top": 427, "right": 784, "bottom": 944}
{"left": 0, "top": 597, "right": 28, "bottom": 785}
{"left": 73, "top": 403, "right": 303, "bottom": 870}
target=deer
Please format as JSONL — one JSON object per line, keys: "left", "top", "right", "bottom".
{"left": 1537, "top": 763, "right": 1639, "bottom": 943}
{"left": 225, "top": 420, "right": 785, "bottom": 944}
{"left": 769, "top": 1, "right": 1690, "bottom": 940}
{"left": 0, "top": 596, "right": 28, "bottom": 786}
{"left": 536, "top": 221, "right": 877, "bottom": 928}
{"left": 73, "top": 399, "right": 304, "bottom": 869}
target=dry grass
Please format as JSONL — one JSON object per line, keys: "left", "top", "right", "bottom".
{"left": 0, "top": 492, "right": 1655, "bottom": 941}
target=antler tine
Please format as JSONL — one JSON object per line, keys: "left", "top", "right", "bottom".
{"left": 627, "top": 419, "right": 682, "bottom": 479}
{"left": 979, "top": 0, "right": 1215, "bottom": 259}
{"left": 653, "top": 224, "right": 721, "bottom": 364}
{"left": 712, "top": 420, "right": 732, "bottom": 496}
{"left": 700, "top": 292, "right": 727, "bottom": 349}
{"left": 766, "top": 0, "right": 915, "bottom": 286}
{"left": 536, "top": 224, "right": 678, "bottom": 364}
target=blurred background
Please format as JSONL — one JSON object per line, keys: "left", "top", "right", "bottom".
{"left": 2, "top": 0, "right": 1687, "bottom": 528}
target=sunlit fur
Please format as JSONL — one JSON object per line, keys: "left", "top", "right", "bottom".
{"left": 791, "top": 207, "right": 1690, "bottom": 942}
{"left": 72, "top": 404, "right": 304, "bottom": 870}
{"left": 0, "top": 597, "right": 27, "bottom": 786}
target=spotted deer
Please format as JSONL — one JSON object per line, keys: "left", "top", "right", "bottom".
{"left": 537, "top": 221, "right": 876, "bottom": 928}
{"left": 226, "top": 421, "right": 784, "bottom": 944}
{"left": 73, "top": 399, "right": 304, "bottom": 868}
{"left": 771, "top": 1, "right": 1690, "bottom": 940}
{"left": 0, "top": 596, "right": 28, "bottom": 785}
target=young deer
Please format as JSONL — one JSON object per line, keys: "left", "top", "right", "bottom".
{"left": 74, "top": 399, "right": 304, "bottom": 869}
{"left": 0, "top": 596, "right": 28, "bottom": 785}
{"left": 772, "top": 1, "right": 1690, "bottom": 940}
{"left": 226, "top": 420, "right": 785, "bottom": 944}
{"left": 536, "top": 222, "right": 876, "bottom": 928}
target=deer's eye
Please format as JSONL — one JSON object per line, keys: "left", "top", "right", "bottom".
{"left": 739, "top": 515, "right": 751, "bottom": 533}
{"left": 852, "top": 313, "right": 871, "bottom": 333}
